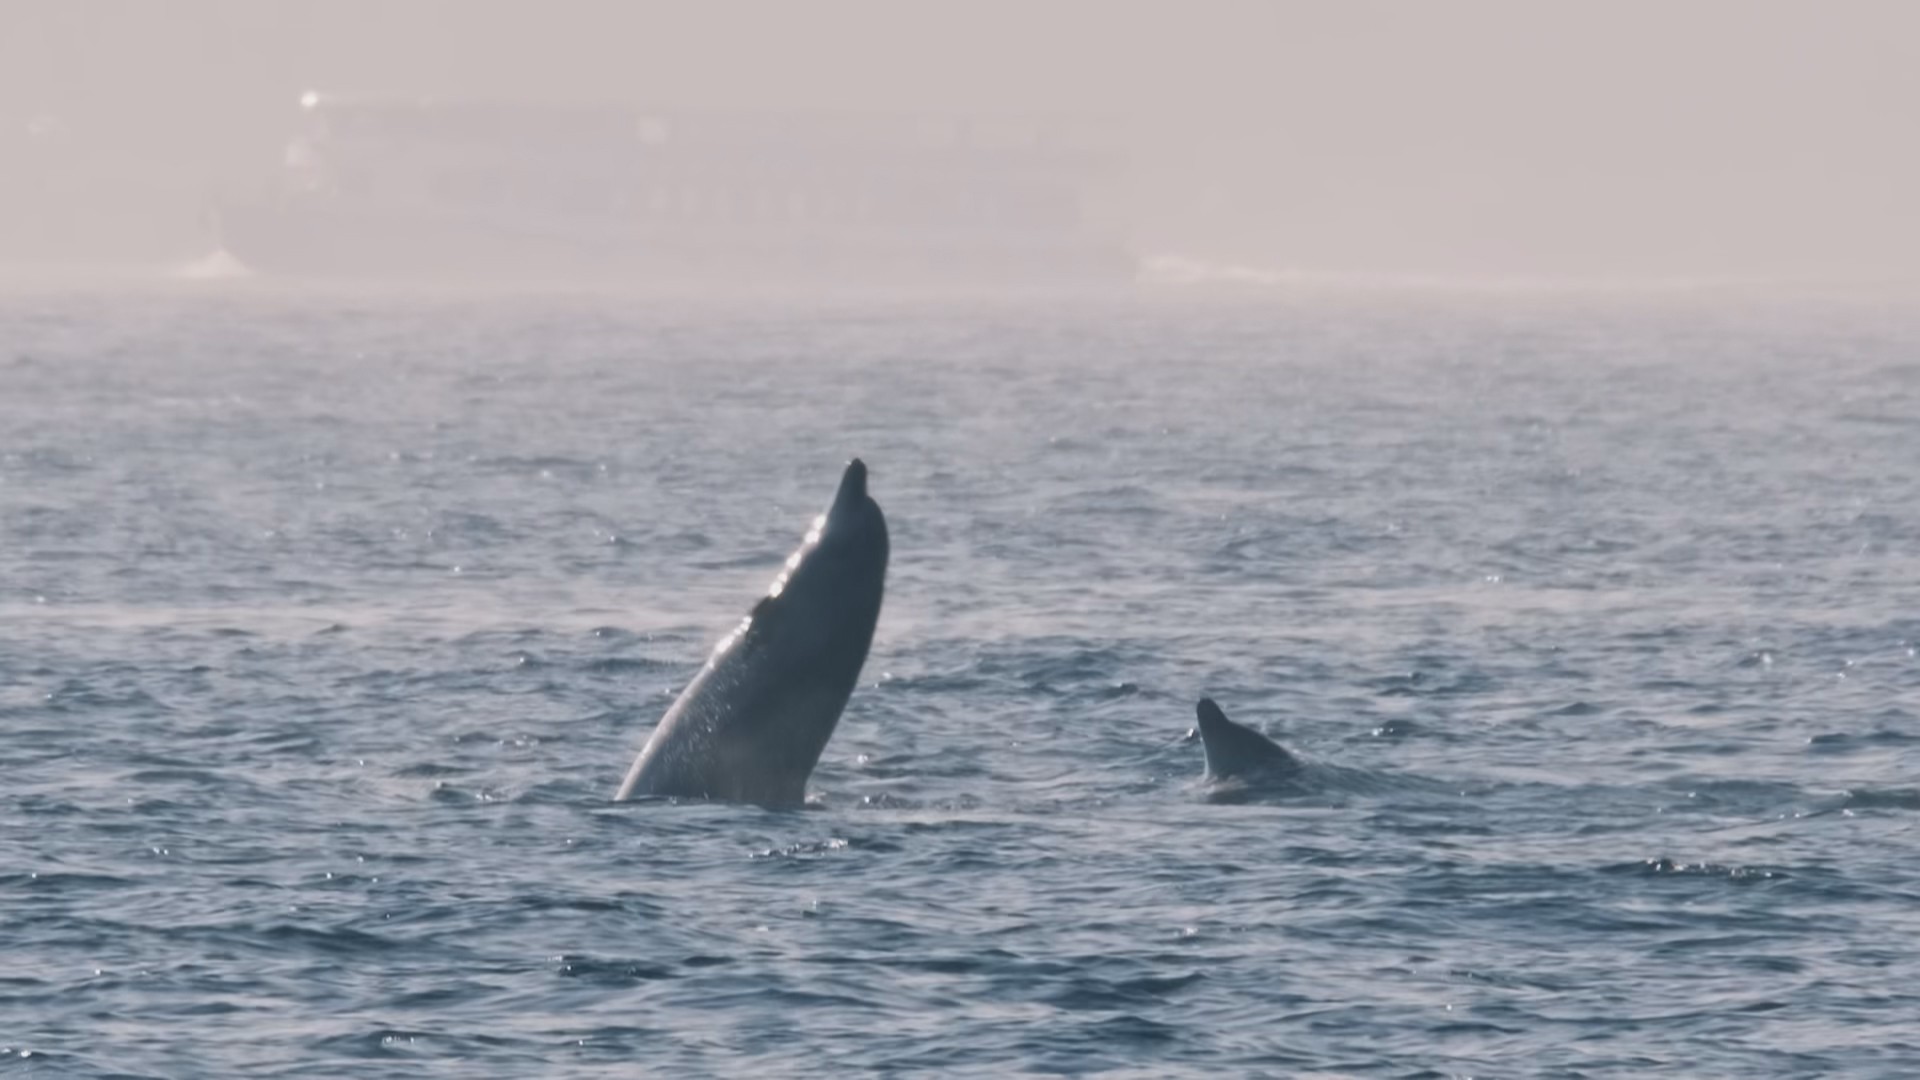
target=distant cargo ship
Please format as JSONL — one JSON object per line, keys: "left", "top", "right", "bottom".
{"left": 213, "top": 92, "right": 1135, "bottom": 291}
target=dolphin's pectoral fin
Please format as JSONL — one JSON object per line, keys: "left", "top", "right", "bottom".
{"left": 738, "top": 595, "right": 787, "bottom": 653}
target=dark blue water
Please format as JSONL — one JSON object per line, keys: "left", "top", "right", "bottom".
{"left": 3, "top": 290, "right": 1918, "bottom": 1076}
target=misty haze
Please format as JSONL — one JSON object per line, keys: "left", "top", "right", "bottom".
{"left": 4, "top": 4, "right": 1919, "bottom": 1078}
{"left": 3, "top": 0, "right": 1917, "bottom": 289}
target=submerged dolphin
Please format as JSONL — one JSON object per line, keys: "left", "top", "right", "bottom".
{"left": 1193, "top": 698, "right": 1302, "bottom": 786}
{"left": 614, "top": 460, "right": 888, "bottom": 808}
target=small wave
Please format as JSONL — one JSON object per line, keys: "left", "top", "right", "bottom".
{"left": 391, "top": 763, "right": 474, "bottom": 778}
{"left": 1136, "top": 252, "right": 1784, "bottom": 296}
{"left": 120, "top": 767, "right": 230, "bottom": 787}
{"left": 1613, "top": 858, "right": 1791, "bottom": 882}
{"left": 1369, "top": 671, "right": 1430, "bottom": 696}
{"left": 553, "top": 954, "right": 678, "bottom": 983}
{"left": 2, "top": 871, "right": 135, "bottom": 890}
{"left": 1359, "top": 717, "right": 1434, "bottom": 740}
{"left": 1840, "top": 787, "right": 1920, "bottom": 811}
{"left": 580, "top": 656, "right": 669, "bottom": 674}
{"left": 1806, "top": 728, "right": 1920, "bottom": 754}
{"left": 747, "top": 837, "right": 850, "bottom": 860}
{"left": 471, "top": 454, "right": 597, "bottom": 474}
{"left": 1047, "top": 970, "right": 1206, "bottom": 1011}
{"left": 1655, "top": 778, "right": 1810, "bottom": 814}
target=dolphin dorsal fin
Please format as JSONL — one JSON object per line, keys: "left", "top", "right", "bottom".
{"left": 1195, "top": 698, "right": 1299, "bottom": 781}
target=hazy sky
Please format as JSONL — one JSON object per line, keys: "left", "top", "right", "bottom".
{"left": 4, "top": 0, "right": 1916, "bottom": 282}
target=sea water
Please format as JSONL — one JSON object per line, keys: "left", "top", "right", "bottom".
{"left": 2, "top": 289, "right": 1917, "bottom": 1076}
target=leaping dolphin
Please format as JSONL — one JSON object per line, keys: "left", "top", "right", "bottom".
{"left": 614, "top": 460, "right": 888, "bottom": 808}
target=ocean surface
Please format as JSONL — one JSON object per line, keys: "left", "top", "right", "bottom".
{"left": 2, "top": 287, "right": 1917, "bottom": 1077}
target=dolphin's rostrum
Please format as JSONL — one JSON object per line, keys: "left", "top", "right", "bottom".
{"left": 614, "top": 459, "right": 888, "bottom": 808}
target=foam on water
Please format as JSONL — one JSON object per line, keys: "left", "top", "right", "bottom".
{"left": 2, "top": 292, "right": 1917, "bottom": 1075}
